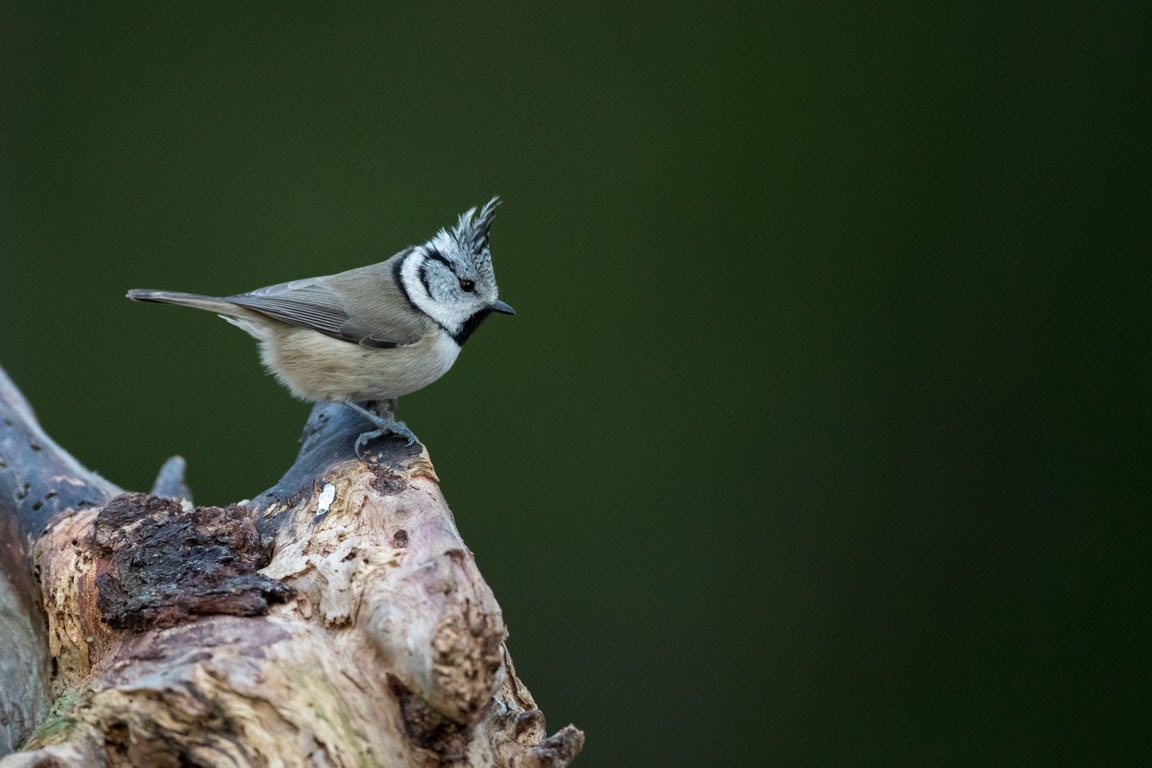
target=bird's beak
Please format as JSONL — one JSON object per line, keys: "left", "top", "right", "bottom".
{"left": 491, "top": 299, "right": 516, "bottom": 315}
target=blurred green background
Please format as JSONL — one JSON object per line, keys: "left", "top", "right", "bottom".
{"left": 1, "top": 2, "right": 1148, "bottom": 765}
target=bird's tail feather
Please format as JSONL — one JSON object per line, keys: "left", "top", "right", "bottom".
{"left": 126, "top": 289, "right": 242, "bottom": 316}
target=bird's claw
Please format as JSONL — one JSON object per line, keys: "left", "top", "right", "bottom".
{"left": 354, "top": 429, "right": 383, "bottom": 459}
{"left": 353, "top": 421, "right": 417, "bottom": 460}
{"left": 343, "top": 401, "right": 418, "bottom": 460}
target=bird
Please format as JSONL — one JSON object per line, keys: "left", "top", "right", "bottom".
{"left": 127, "top": 197, "right": 514, "bottom": 455}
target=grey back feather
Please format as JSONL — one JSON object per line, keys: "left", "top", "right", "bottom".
{"left": 228, "top": 250, "right": 428, "bottom": 349}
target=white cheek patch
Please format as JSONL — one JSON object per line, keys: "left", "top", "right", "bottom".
{"left": 400, "top": 251, "right": 484, "bottom": 334}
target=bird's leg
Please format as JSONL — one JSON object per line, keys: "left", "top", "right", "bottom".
{"left": 373, "top": 398, "right": 399, "bottom": 419}
{"left": 343, "top": 400, "right": 417, "bottom": 457}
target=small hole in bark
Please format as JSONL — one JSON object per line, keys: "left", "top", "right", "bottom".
{"left": 513, "top": 709, "right": 546, "bottom": 738}
{"left": 393, "top": 529, "right": 408, "bottom": 548}
{"left": 373, "top": 466, "right": 407, "bottom": 495}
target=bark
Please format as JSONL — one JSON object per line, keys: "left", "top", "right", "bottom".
{"left": 0, "top": 367, "right": 582, "bottom": 767}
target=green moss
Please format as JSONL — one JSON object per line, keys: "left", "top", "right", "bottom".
{"left": 21, "top": 687, "right": 90, "bottom": 750}
{"left": 287, "top": 667, "right": 375, "bottom": 768}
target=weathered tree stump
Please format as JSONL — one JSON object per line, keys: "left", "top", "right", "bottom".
{"left": 0, "top": 367, "right": 582, "bottom": 767}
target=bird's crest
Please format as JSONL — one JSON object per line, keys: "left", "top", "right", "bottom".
{"left": 446, "top": 196, "right": 500, "bottom": 259}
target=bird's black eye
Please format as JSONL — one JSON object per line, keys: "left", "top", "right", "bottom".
{"left": 459, "top": 279, "right": 476, "bottom": 293}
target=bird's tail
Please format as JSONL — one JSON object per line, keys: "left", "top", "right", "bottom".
{"left": 126, "top": 289, "right": 244, "bottom": 316}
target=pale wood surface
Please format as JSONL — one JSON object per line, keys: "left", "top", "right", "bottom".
{"left": 0, "top": 368, "right": 581, "bottom": 767}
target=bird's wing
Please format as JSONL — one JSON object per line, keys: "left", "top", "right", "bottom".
{"left": 228, "top": 276, "right": 419, "bottom": 349}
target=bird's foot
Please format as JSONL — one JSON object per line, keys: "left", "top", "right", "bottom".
{"left": 344, "top": 401, "right": 418, "bottom": 459}
{"left": 353, "top": 421, "right": 417, "bottom": 457}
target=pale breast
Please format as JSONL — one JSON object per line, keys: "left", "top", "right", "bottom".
{"left": 259, "top": 326, "right": 461, "bottom": 403}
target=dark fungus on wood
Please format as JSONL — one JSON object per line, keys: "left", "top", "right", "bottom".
{"left": 93, "top": 493, "right": 292, "bottom": 631}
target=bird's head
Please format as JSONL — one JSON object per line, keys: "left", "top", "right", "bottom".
{"left": 400, "top": 197, "right": 514, "bottom": 344}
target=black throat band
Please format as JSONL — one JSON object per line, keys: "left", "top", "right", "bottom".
{"left": 452, "top": 308, "right": 494, "bottom": 346}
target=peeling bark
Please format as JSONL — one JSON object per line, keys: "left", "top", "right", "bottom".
{"left": 0, "top": 368, "right": 582, "bottom": 767}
